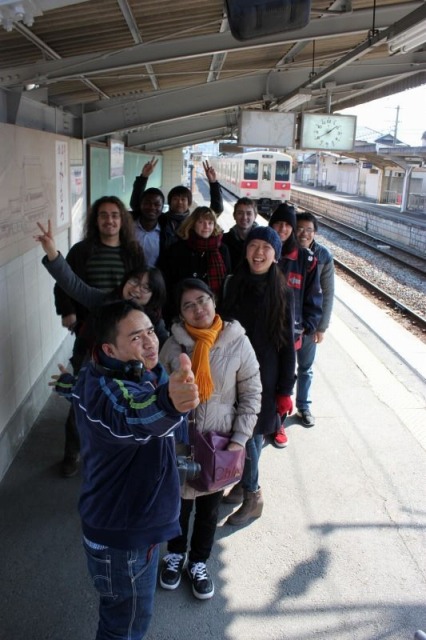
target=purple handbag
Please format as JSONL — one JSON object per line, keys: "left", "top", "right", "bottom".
{"left": 187, "top": 427, "right": 246, "bottom": 493}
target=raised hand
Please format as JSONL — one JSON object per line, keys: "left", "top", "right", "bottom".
{"left": 168, "top": 353, "right": 199, "bottom": 412}
{"left": 203, "top": 160, "right": 217, "bottom": 183}
{"left": 49, "top": 363, "right": 69, "bottom": 387}
{"left": 34, "top": 220, "right": 59, "bottom": 261}
{"left": 141, "top": 157, "right": 159, "bottom": 178}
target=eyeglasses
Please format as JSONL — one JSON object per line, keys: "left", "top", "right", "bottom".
{"left": 126, "top": 278, "right": 151, "bottom": 293}
{"left": 296, "top": 227, "right": 315, "bottom": 235}
{"left": 182, "top": 295, "right": 212, "bottom": 313}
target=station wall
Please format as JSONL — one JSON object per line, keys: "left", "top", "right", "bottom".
{"left": 0, "top": 123, "right": 84, "bottom": 481}
{"left": 0, "top": 124, "right": 187, "bottom": 481}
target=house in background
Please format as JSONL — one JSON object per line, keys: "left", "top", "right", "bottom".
{"left": 293, "top": 128, "right": 426, "bottom": 209}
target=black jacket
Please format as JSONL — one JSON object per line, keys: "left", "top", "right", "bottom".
{"left": 130, "top": 175, "right": 224, "bottom": 217}
{"left": 53, "top": 239, "right": 144, "bottom": 324}
{"left": 221, "top": 273, "right": 295, "bottom": 435}
{"left": 159, "top": 238, "right": 231, "bottom": 325}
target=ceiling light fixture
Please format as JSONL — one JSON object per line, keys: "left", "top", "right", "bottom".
{"left": 0, "top": 0, "right": 90, "bottom": 32}
{"left": 388, "top": 17, "right": 426, "bottom": 55}
{"left": 277, "top": 90, "right": 312, "bottom": 112}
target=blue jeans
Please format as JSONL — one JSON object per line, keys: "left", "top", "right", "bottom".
{"left": 296, "top": 334, "right": 317, "bottom": 411}
{"left": 242, "top": 435, "right": 264, "bottom": 493}
{"left": 83, "top": 538, "right": 159, "bottom": 640}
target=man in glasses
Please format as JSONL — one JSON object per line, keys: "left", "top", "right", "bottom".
{"left": 295, "top": 211, "right": 335, "bottom": 428}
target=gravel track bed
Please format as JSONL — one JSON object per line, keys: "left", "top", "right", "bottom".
{"left": 317, "top": 226, "right": 426, "bottom": 341}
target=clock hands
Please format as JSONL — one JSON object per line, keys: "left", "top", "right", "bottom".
{"left": 317, "top": 125, "right": 339, "bottom": 138}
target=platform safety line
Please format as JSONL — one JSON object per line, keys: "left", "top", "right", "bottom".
{"left": 331, "top": 315, "right": 426, "bottom": 452}
{"left": 334, "top": 276, "right": 426, "bottom": 382}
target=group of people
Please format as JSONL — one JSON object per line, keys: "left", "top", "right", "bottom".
{"left": 35, "top": 159, "right": 334, "bottom": 640}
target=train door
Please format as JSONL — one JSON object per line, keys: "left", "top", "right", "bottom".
{"left": 260, "top": 161, "right": 272, "bottom": 195}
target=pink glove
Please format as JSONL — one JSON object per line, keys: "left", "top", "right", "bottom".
{"left": 276, "top": 395, "right": 293, "bottom": 417}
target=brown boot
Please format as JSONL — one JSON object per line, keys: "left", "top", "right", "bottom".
{"left": 223, "top": 482, "right": 244, "bottom": 504}
{"left": 226, "top": 489, "right": 263, "bottom": 526}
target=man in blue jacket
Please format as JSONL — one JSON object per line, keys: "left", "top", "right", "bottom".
{"left": 53, "top": 299, "right": 199, "bottom": 640}
{"left": 295, "top": 211, "right": 335, "bottom": 427}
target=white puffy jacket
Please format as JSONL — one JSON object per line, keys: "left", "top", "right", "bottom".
{"left": 160, "top": 319, "right": 262, "bottom": 498}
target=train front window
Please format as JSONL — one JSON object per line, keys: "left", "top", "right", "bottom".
{"left": 276, "top": 161, "right": 290, "bottom": 181}
{"left": 262, "top": 163, "right": 272, "bottom": 181}
{"left": 244, "top": 160, "right": 258, "bottom": 180}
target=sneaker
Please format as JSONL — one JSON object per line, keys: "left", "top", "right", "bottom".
{"left": 187, "top": 561, "right": 214, "bottom": 600}
{"left": 297, "top": 409, "right": 315, "bottom": 428}
{"left": 273, "top": 425, "right": 288, "bottom": 448}
{"left": 159, "top": 553, "right": 187, "bottom": 590}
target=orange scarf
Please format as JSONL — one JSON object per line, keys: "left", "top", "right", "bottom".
{"left": 184, "top": 314, "right": 223, "bottom": 403}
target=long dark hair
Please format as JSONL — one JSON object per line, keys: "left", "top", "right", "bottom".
{"left": 221, "top": 261, "right": 290, "bottom": 350}
{"left": 119, "top": 266, "right": 166, "bottom": 322}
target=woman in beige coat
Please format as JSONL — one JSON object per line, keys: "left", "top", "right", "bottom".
{"left": 159, "top": 278, "right": 261, "bottom": 600}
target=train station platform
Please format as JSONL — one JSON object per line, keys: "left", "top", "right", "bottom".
{"left": 291, "top": 184, "right": 426, "bottom": 225}
{"left": 1, "top": 272, "right": 425, "bottom": 640}
{"left": 1, "top": 189, "right": 426, "bottom": 640}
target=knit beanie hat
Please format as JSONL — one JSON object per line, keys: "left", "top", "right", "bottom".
{"left": 268, "top": 202, "right": 297, "bottom": 232}
{"left": 245, "top": 226, "right": 282, "bottom": 261}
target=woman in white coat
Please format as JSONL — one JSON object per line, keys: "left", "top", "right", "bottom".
{"left": 159, "top": 278, "right": 262, "bottom": 600}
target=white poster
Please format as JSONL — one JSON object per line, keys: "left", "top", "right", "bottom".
{"left": 70, "top": 165, "right": 85, "bottom": 245}
{"left": 56, "top": 140, "right": 69, "bottom": 226}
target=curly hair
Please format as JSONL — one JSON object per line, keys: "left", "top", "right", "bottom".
{"left": 85, "top": 195, "right": 143, "bottom": 260}
{"left": 177, "top": 206, "right": 223, "bottom": 240}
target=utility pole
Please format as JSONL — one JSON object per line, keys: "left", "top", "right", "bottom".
{"left": 393, "top": 105, "right": 400, "bottom": 145}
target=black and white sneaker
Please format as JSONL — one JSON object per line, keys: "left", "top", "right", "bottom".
{"left": 159, "top": 553, "right": 187, "bottom": 590}
{"left": 297, "top": 409, "right": 315, "bottom": 428}
{"left": 187, "top": 561, "right": 214, "bottom": 600}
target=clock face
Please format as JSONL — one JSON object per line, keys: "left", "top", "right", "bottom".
{"left": 300, "top": 113, "right": 357, "bottom": 151}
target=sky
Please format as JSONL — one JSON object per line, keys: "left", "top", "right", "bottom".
{"left": 338, "top": 84, "right": 426, "bottom": 147}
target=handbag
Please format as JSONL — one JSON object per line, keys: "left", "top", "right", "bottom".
{"left": 187, "top": 422, "right": 246, "bottom": 493}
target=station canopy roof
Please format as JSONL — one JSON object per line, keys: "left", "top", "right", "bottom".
{"left": 0, "top": 0, "right": 426, "bottom": 151}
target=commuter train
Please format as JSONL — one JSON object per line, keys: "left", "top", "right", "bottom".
{"left": 212, "top": 150, "right": 292, "bottom": 217}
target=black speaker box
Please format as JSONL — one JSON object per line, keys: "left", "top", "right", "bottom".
{"left": 225, "top": 0, "right": 312, "bottom": 41}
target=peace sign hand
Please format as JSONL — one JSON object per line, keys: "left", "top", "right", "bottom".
{"left": 34, "top": 220, "right": 59, "bottom": 261}
{"left": 141, "top": 157, "right": 159, "bottom": 178}
{"left": 203, "top": 160, "right": 217, "bottom": 183}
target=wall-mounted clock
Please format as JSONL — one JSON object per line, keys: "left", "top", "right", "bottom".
{"left": 300, "top": 113, "right": 357, "bottom": 151}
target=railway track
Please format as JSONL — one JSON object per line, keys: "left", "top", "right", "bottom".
{"left": 312, "top": 221, "right": 426, "bottom": 338}
{"left": 334, "top": 257, "right": 426, "bottom": 333}
{"left": 313, "top": 214, "right": 426, "bottom": 277}
{"left": 287, "top": 201, "right": 426, "bottom": 333}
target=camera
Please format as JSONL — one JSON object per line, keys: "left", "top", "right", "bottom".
{"left": 176, "top": 455, "right": 201, "bottom": 486}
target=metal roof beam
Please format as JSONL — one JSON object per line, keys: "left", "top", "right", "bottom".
{"left": 139, "top": 128, "right": 232, "bottom": 152}
{"left": 127, "top": 111, "right": 238, "bottom": 147}
{"left": 82, "top": 53, "right": 426, "bottom": 139}
{"left": 0, "top": 3, "right": 422, "bottom": 87}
